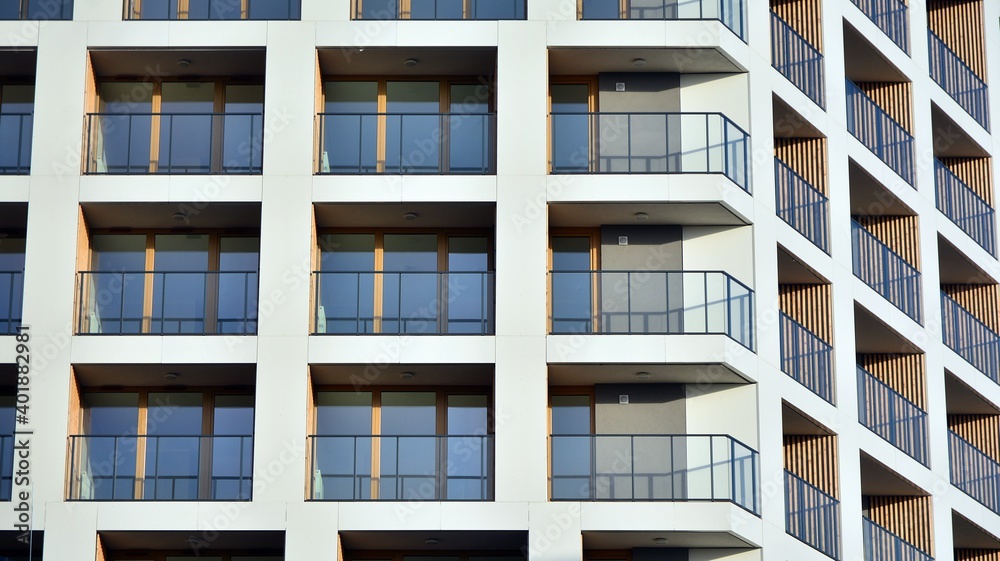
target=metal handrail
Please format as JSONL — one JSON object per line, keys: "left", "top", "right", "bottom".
{"left": 940, "top": 291, "right": 1000, "bottom": 383}
{"left": 862, "top": 517, "right": 932, "bottom": 561}
{"left": 84, "top": 112, "right": 264, "bottom": 175}
{"left": 949, "top": 429, "right": 1000, "bottom": 515}
{"left": 548, "top": 433, "right": 759, "bottom": 514}
{"left": 779, "top": 311, "right": 834, "bottom": 403}
{"left": 845, "top": 79, "right": 914, "bottom": 185}
{"left": 307, "top": 434, "right": 494, "bottom": 501}
{"left": 928, "top": 29, "right": 989, "bottom": 131}
{"left": 67, "top": 434, "right": 253, "bottom": 501}
{"left": 548, "top": 269, "right": 755, "bottom": 349}
{"left": 934, "top": 159, "right": 996, "bottom": 255}
{"left": 770, "top": 11, "right": 825, "bottom": 108}
{"left": 774, "top": 157, "right": 829, "bottom": 252}
{"left": 851, "top": 220, "right": 922, "bottom": 323}
{"left": 76, "top": 270, "right": 258, "bottom": 335}
{"left": 548, "top": 111, "right": 750, "bottom": 192}
{"left": 316, "top": 112, "right": 496, "bottom": 175}
{"left": 856, "top": 365, "right": 928, "bottom": 465}
{"left": 312, "top": 270, "right": 494, "bottom": 335}
{"left": 126, "top": 0, "right": 300, "bottom": 19}
{"left": 850, "top": 0, "right": 908, "bottom": 54}
{"left": 785, "top": 470, "right": 841, "bottom": 559}
{"left": 578, "top": 0, "right": 746, "bottom": 42}
{"left": 0, "top": 113, "right": 32, "bottom": 174}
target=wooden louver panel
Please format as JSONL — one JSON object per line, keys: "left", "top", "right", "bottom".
{"left": 949, "top": 413, "right": 1000, "bottom": 460}
{"left": 775, "top": 137, "right": 828, "bottom": 195}
{"left": 940, "top": 156, "right": 994, "bottom": 206}
{"left": 779, "top": 283, "right": 832, "bottom": 342}
{"left": 854, "top": 215, "right": 920, "bottom": 270}
{"left": 957, "top": 549, "right": 1000, "bottom": 561}
{"left": 770, "top": 0, "right": 823, "bottom": 51}
{"left": 857, "top": 353, "right": 926, "bottom": 409}
{"left": 867, "top": 495, "right": 933, "bottom": 556}
{"left": 927, "top": 0, "right": 987, "bottom": 80}
{"left": 855, "top": 82, "right": 913, "bottom": 134}
{"left": 783, "top": 434, "right": 839, "bottom": 497}
{"left": 942, "top": 284, "right": 1000, "bottom": 332}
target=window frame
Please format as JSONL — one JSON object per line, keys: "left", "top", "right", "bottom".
{"left": 548, "top": 228, "right": 599, "bottom": 333}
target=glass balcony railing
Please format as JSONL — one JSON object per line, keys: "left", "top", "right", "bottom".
{"left": 307, "top": 434, "right": 494, "bottom": 501}
{"left": 67, "top": 434, "right": 253, "bottom": 501}
{"left": 862, "top": 517, "right": 932, "bottom": 561}
{"left": 313, "top": 271, "right": 494, "bottom": 335}
{"left": 548, "top": 270, "right": 754, "bottom": 349}
{"left": 785, "top": 470, "right": 840, "bottom": 559}
{"left": 549, "top": 434, "right": 759, "bottom": 514}
{"left": 949, "top": 429, "right": 1000, "bottom": 515}
{"left": 0, "top": 271, "right": 23, "bottom": 335}
{"left": 850, "top": 0, "right": 908, "bottom": 54}
{"left": 0, "top": 114, "right": 31, "bottom": 174}
{"left": 941, "top": 291, "right": 1000, "bottom": 382}
{"left": 76, "top": 270, "right": 258, "bottom": 335}
{"left": 775, "top": 157, "right": 829, "bottom": 252}
{"left": 851, "top": 220, "right": 922, "bottom": 323}
{"left": 934, "top": 159, "right": 996, "bottom": 255}
{"left": 579, "top": 0, "right": 746, "bottom": 42}
{"left": 316, "top": 113, "right": 496, "bottom": 174}
{"left": 856, "top": 365, "right": 928, "bottom": 465}
{"left": 355, "top": 0, "right": 524, "bottom": 19}
{"left": 126, "top": 0, "right": 300, "bottom": 19}
{"left": 845, "top": 80, "right": 914, "bottom": 186}
{"left": 928, "top": 29, "right": 989, "bottom": 131}
{"left": 779, "top": 312, "right": 833, "bottom": 403}
{"left": 0, "top": 0, "right": 72, "bottom": 19}
{"left": 770, "top": 11, "right": 825, "bottom": 108}
{"left": 549, "top": 112, "right": 750, "bottom": 192}
{"left": 84, "top": 112, "right": 263, "bottom": 174}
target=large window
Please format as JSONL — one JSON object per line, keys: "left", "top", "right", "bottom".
{"left": 126, "top": 0, "right": 300, "bottom": 19}
{"left": 318, "top": 79, "right": 494, "bottom": 174}
{"left": 0, "top": 236, "right": 24, "bottom": 334}
{"left": 79, "top": 233, "right": 258, "bottom": 334}
{"left": 311, "top": 388, "right": 493, "bottom": 500}
{"left": 0, "top": 85, "right": 33, "bottom": 174}
{"left": 87, "top": 81, "right": 263, "bottom": 174}
{"left": 315, "top": 232, "right": 494, "bottom": 334}
{"left": 70, "top": 390, "right": 254, "bottom": 501}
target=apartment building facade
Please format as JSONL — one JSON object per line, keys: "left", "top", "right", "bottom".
{"left": 0, "top": 0, "right": 997, "bottom": 559}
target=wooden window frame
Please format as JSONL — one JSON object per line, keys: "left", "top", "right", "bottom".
{"left": 316, "top": 229, "right": 494, "bottom": 334}
{"left": 78, "top": 388, "right": 254, "bottom": 501}
{"left": 313, "top": 385, "right": 494, "bottom": 500}
{"left": 320, "top": 77, "right": 495, "bottom": 174}
{"left": 548, "top": 77, "right": 598, "bottom": 174}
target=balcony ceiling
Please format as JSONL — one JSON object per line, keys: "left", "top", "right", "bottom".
{"left": 0, "top": 49, "right": 36, "bottom": 78}
{"left": 319, "top": 47, "right": 496, "bottom": 76}
{"left": 842, "top": 24, "right": 907, "bottom": 83}
{"left": 854, "top": 304, "right": 921, "bottom": 354}
{"left": 81, "top": 202, "right": 261, "bottom": 230}
{"left": 782, "top": 404, "right": 834, "bottom": 436}
{"left": 931, "top": 104, "right": 990, "bottom": 157}
{"left": 945, "top": 374, "right": 999, "bottom": 415}
{"left": 314, "top": 202, "right": 495, "bottom": 229}
{"left": 772, "top": 96, "right": 823, "bottom": 139}
{"left": 549, "top": 202, "right": 746, "bottom": 227}
{"left": 583, "top": 530, "right": 754, "bottom": 549}
{"left": 848, "top": 161, "right": 914, "bottom": 216}
{"left": 100, "top": 530, "right": 283, "bottom": 550}
{"left": 311, "top": 364, "right": 493, "bottom": 386}
{"left": 0, "top": 202, "right": 28, "bottom": 230}
{"left": 953, "top": 513, "right": 1000, "bottom": 549}
{"left": 548, "top": 364, "right": 747, "bottom": 385}
{"left": 777, "top": 248, "right": 827, "bottom": 284}
{"left": 90, "top": 48, "right": 266, "bottom": 79}
{"left": 340, "top": 531, "right": 526, "bottom": 551}
{"left": 860, "top": 454, "right": 927, "bottom": 496}
{"left": 548, "top": 48, "right": 741, "bottom": 74}
{"left": 73, "top": 363, "right": 256, "bottom": 388}
{"left": 938, "top": 236, "right": 993, "bottom": 284}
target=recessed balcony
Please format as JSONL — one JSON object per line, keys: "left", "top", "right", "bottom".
{"left": 770, "top": 10, "right": 824, "bottom": 108}
{"left": 857, "top": 364, "right": 928, "bottom": 465}
{"left": 850, "top": 0, "right": 908, "bottom": 54}
{"left": 577, "top": 0, "right": 746, "bottom": 42}
{"left": 125, "top": 0, "right": 301, "bottom": 20}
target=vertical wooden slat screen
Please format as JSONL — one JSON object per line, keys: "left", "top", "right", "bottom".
{"left": 856, "top": 82, "right": 913, "bottom": 134}
{"left": 942, "top": 284, "right": 1000, "bottom": 332}
{"left": 779, "top": 283, "right": 832, "bottom": 342}
{"left": 949, "top": 414, "right": 1000, "bottom": 460}
{"left": 941, "top": 157, "right": 994, "bottom": 206}
{"left": 774, "top": 137, "right": 828, "bottom": 195}
{"left": 868, "top": 495, "right": 933, "bottom": 555}
{"left": 770, "top": 0, "right": 824, "bottom": 51}
{"left": 927, "top": 0, "right": 986, "bottom": 80}
{"left": 957, "top": 549, "right": 1000, "bottom": 561}
{"left": 854, "top": 215, "right": 920, "bottom": 269}
{"left": 783, "top": 434, "right": 839, "bottom": 496}
{"left": 857, "top": 353, "right": 926, "bottom": 409}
